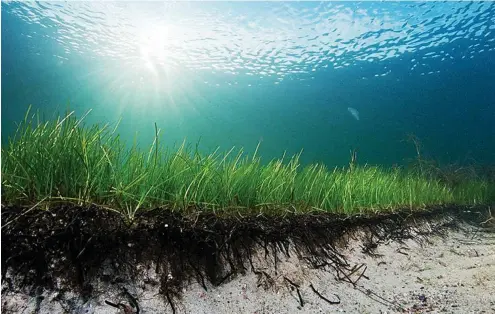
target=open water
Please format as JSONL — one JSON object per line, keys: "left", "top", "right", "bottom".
{"left": 2, "top": 1, "right": 494, "bottom": 167}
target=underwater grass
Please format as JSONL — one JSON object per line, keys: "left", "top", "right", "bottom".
{"left": 2, "top": 107, "right": 493, "bottom": 220}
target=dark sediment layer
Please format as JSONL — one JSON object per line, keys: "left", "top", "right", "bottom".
{"left": 1, "top": 204, "right": 492, "bottom": 311}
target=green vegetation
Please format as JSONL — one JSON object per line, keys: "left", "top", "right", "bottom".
{"left": 2, "top": 107, "right": 493, "bottom": 220}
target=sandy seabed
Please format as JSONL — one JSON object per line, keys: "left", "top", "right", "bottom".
{"left": 2, "top": 222, "right": 494, "bottom": 314}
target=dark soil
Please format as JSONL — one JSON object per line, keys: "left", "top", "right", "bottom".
{"left": 1, "top": 204, "right": 491, "bottom": 309}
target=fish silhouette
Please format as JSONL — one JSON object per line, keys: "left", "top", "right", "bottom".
{"left": 347, "top": 107, "right": 360, "bottom": 121}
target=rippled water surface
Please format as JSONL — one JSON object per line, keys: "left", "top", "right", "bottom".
{"left": 2, "top": 1, "right": 495, "bottom": 166}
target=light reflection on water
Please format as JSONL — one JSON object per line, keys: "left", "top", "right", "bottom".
{"left": 4, "top": 1, "right": 495, "bottom": 84}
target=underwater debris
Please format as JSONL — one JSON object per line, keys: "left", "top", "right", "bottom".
{"left": 348, "top": 107, "right": 360, "bottom": 120}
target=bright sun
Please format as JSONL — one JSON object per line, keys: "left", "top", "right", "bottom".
{"left": 138, "top": 24, "right": 176, "bottom": 71}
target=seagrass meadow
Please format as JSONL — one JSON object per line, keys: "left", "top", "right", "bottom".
{"left": 1, "top": 108, "right": 494, "bottom": 312}
{"left": 3, "top": 1, "right": 495, "bottom": 312}
{"left": 2, "top": 107, "right": 494, "bottom": 218}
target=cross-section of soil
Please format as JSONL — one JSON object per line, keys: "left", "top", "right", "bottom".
{"left": 1, "top": 205, "right": 493, "bottom": 313}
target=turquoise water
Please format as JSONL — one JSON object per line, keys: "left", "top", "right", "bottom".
{"left": 2, "top": 1, "right": 494, "bottom": 167}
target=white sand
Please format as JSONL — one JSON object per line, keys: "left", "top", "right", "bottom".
{"left": 2, "top": 225, "right": 494, "bottom": 314}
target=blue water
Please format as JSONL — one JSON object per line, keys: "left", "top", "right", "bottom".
{"left": 2, "top": 1, "right": 495, "bottom": 167}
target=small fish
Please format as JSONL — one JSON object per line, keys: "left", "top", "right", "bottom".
{"left": 347, "top": 107, "right": 360, "bottom": 121}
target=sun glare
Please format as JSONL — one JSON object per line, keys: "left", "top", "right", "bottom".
{"left": 138, "top": 24, "right": 176, "bottom": 71}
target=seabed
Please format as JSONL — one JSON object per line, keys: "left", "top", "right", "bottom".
{"left": 1, "top": 109, "right": 494, "bottom": 313}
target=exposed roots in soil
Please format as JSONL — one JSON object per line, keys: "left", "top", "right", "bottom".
{"left": 1, "top": 204, "right": 491, "bottom": 310}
